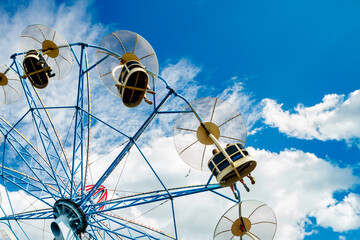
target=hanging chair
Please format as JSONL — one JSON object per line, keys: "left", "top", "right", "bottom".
{"left": 22, "top": 50, "right": 55, "bottom": 89}
{"left": 208, "top": 142, "right": 256, "bottom": 187}
{"left": 112, "top": 60, "right": 149, "bottom": 108}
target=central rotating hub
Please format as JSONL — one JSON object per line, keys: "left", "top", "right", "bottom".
{"left": 52, "top": 199, "right": 87, "bottom": 239}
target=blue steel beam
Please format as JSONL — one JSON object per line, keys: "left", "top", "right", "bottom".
{"left": 0, "top": 118, "right": 68, "bottom": 193}
{"left": 0, "top": 208, "right": 53, "bottom": 221}
{"left": 11, "top": 57, "right": 70, "bottom": 198}
{"left": 70, "top": 44, "right": 87, "bottom": 198}
{"left": 80, "top": 89, "right": 175, "bottom": 206}
{"left": 0, "top": 129, "right": 63, "bottom": 199}
{"left": 0, "top": 166, "right": 57, "bottom": 207}
{"left": 92, "top": 213, "right": 168, "bottom": 240}
{"left": 88, "top": 222, "right": 136, "bottom": 240}
{"left": 87, "top": 184, "right": 222, "bottom": 215}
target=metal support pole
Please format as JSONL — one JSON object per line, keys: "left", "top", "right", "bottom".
{"left": 11, "top": 56, "right": 67, "bottom": 197}
{"left": 80, "top": 89, "right": 175, "bottom": 206}
{"left": 70, "top": 43, "right": 87, "bottom": 199}
{"left": 170, "top": 199, "right": 178, "bottom": 239}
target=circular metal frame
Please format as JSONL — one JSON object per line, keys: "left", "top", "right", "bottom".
{"left": 0, "top": 41, "right": 240, "bottom": 239}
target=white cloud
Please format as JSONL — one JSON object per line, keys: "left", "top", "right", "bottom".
{"left": 243, "top": 147, "right": 359, "bottom": 240}
{"left": 311, "top": 193, "right": 360, "bottom": 232}
{"left": 0, "top": 0, "right": 105, "bottom": 64}
{"left": 262, "top": 90, "right": 360, "bottom": 146}
{"left": 160, "top": 58, "right": 201, "bottom": 93}
{"left": 86, "top": 134, "right": 360, "bottom": 240}
{"left": 219, "top": 79, "right": 262, "bottom": 134}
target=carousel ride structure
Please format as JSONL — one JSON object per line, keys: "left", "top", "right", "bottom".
{"left": 0, "top": 25, "right": 276, "bottom": 239}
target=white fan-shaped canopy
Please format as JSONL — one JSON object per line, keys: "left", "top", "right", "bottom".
{"left": 173, "top": 97, "right": 247, "bottom": 171}
{"left": 0, "top": 64, "right": 22, "bottom": 104}
{"left": 20, "top": 24, "right": 73, "bottom": 80}
{"left": 214, "top": 200, "right": 277, "bottom": 240}
{"left": 0, "top": 229, "right": 15, "bottom": 240}
{"left": 96, "top": 30, "right": 158, "bottom": 97}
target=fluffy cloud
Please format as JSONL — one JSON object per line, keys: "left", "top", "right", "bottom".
{"left": 0, "top": 0, "right": 105, "bottom": 63}
{"left": 160, "top": 58, "right": 201, "bottom": 93}
{"left": 262, "top": 90, "right": 360, "bottom": 146}
{"left": 219, "top": 78, "right": 262, "bottom": 133}
{"left": 311, "top": 193, "right": 360, "bottom": 232}
{"left": 244, "top": 147, "right": 359, "bottom": 240}
{"left": 86, "top": 134, "right": 360, "bottom": 240}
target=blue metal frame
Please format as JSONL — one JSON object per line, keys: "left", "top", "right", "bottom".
{"left": 0, "top": 43, "right": 240, "bottom": 239}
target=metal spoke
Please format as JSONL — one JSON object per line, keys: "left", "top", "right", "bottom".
{"left": 201, "top": 145, "right": 207, "bottom": 169}
{"left": 100, "top": 71, "right": 112, "bottom": 78}
{"left": 248, "top": 204, "right": 267, "bottom": 219}
{"left": 52, "top": 30, "right": 56, "bottom": 42}
{"left": 210, "top": 98, "right": 218, "bottom": 122}
{"left": 34, "top": 25, "right": 47, "bottom": 41}
{"left": 54, "top": 58, "right": 61, "bottom": 79}
{"left": 1, "top": 86, "right": 6, "bottom": 104}
{"left": 139, "top": 52, "right": 155, "bottom": 61}
{"left": 174, "top": 127, "right": 197, "bottom": 133}
{"left": 218, "top": 113, "right": 241, "bottom": 128}
{"left": 6, "top": 83, "right": 20, "bottom": 98}
{"left": 20, "top": 35, "right": 42, "bottom": 44}
{"left": 111, "top": 32, "right": 126, "bottom": 53}
{"left": 132, "top": 33, "right": 138, "bottom": 53}
{"left": 220, "top": 135, "right": 245, "bottom": 143}
{"left": 179, "top": 139, "right": 199, "bottom": 155}
{"left": 58, "top": 53, "right": 72, "bottom": 67}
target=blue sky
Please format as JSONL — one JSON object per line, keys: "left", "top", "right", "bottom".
{"left": 0, "top": 0, "right": 360, "bottom": 239}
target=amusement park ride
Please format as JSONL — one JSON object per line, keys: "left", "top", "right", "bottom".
{"left": 0, "top": 25, "right": 277, "bottom": 239}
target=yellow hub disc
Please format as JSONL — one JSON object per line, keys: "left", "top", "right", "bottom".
{"left": 121, "top": 52, "right": 139, "bottom": 63}
{"left": 196, "top": 122, "right": 220, "bottom": 145}
{"left": 0, "top": 73, "right": 8, "bottom": 86}
{"left": 42, "top": 40, "right": 59, "bottom": 58}
{"left": 231, "top": 217, "right": 252, "bottom": 236}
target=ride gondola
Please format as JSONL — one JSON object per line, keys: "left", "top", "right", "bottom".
{"left": 22, "top": 50, "right": 55, "bottom": 89}
{"left": 20, "top": 24, "right": 73, "bottom": 89}
{"left": 208, "top": 142, "right": 256, "bottom": 187}
{"left": 96, "top": 30, "right": 158, "bottom": 108}
{"left": 112, "top": 55, "right": 151, "bottom": 107}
